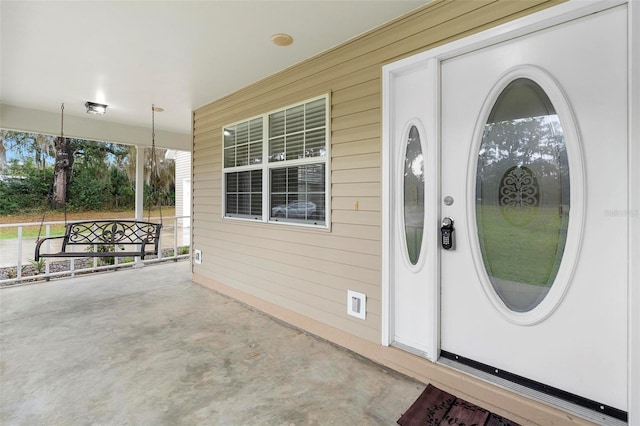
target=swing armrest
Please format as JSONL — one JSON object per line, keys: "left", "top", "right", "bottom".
{"left": 34, "top": 235, "right": 68, "bottom": 261}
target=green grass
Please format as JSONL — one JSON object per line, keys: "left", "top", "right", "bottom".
{"left": 0, "top": 225, "right": 66, "bottom": 240}
{"left": 477, "top": 204, "right": 568, "bottom": 286}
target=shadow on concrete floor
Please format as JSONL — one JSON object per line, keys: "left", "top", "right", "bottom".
{"left": 0, "top": 261, "right": 423, "bottom": 425}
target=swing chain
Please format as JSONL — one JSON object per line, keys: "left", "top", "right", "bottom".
{"left": 37, "top": 102, "right": 65, "bottom": 242}
{"left": 147, "top": 105, "right": 162, "bottom": 224}
{"left": 61, "top": 103, "right": 67, "bottom": 226}
{"left": 60, "top": 103, "right": 64, "bottom": 139}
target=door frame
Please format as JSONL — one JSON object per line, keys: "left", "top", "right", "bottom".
{"left": 381, "top": 0, "right": 638, "bottom": 423}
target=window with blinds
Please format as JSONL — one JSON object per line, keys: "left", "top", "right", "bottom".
{"left": 223, "top": 117, "right": 263, "bottom": 219}
{"left": 268, "top": 98, "right": 326, "bottom": 162}
{"left": 224, "top": 117, "right": 263, "bottom": 168}
{"left": 222, "top": 95, "right": 328, "bottom": 227}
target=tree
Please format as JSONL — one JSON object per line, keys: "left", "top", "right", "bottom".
{"left": 1, "top": 130, "right": 174, "bottom": 211}
{"left": 51, "top": 137, "right": 128, "bottom": 209}
{"left": 108, "top": 166, "right": 134, "bottom": 209}
{"left": 1, "top": 130, "right": 55, "bottom": 172}
{"left": 53, "top": 136, "right": 73, "bottom": 208}
{"left": 0, "top": 130, "right": 8, "bottom": 171}
{"left": 477, "top": 116, "right": 568, "bottom": 206}
{"left": 124, "top": 146, "right": 175, "bottom": 207}
{"left": 0, "top": 159, "right": 53, "bottom": 214}
{"left": 34, "top": 134, "right": 55, "bottom": 169}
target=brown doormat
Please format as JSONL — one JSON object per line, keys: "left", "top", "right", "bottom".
{"left": 397, "top": 384, "right": 521, "bottom": 426}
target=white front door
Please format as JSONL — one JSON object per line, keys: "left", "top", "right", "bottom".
{"left": 384, "top": 2, "right": 630, "bottom": 420}
{"left": 440, "top": 4, "right": 627, "bottom": 416}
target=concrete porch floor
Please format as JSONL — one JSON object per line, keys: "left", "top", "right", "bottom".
{"left": 0, "top": 261, "right": 424, "bottom": 425}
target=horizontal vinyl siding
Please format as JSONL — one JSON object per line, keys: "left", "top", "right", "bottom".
{"left": 192, "top": 0, "right": 561, "bottom": 343}
{"left": 174, "top": 151, "right": 191, "bottom": 222}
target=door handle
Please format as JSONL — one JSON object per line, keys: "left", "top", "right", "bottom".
{"left": 441, "top": 217, "right": 454, "bottom": 250}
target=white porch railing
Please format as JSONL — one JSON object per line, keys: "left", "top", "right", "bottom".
{"left": 0, "top": 215, "right": 191, "bottom": 286}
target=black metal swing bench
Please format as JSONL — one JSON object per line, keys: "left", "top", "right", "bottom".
{"left": 34, "top": 220, "right": 162, "bottom": 262}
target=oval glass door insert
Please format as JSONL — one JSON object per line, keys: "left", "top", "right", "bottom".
{"left": 476, "top": 78, "right": 570, "bottom": 312}
{"left": 404, "top": 125, "right": 425, "bottom": 265}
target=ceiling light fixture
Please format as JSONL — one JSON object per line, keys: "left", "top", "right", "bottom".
{"left": 85, "top": 101, "right": 108, "bottom": 115}
{"left": 271, "top": 33, "right": 293, "bottom": 47}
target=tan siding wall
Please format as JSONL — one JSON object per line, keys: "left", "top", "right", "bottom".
{"left": 192, "top": 0, "right": 562, "bottom": 343}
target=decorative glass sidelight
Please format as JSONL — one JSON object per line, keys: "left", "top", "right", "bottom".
{"left": 476, "top": 78, "right": 570, "bottom": 312}
{"left": 404, "top": 125, "right": 425, "bottom": 265}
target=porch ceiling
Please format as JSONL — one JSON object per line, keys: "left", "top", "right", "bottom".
{"left": 0, "top": 0, "right": 425, "bottom": 150}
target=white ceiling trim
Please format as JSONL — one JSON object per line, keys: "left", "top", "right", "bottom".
{"left": 1, "top": 104, "right": 190, "bottom": 150}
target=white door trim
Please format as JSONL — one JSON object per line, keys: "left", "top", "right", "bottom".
{"left": 627, "top": 1, "right": 639, "bottom": 424}
{"left": 381, "top": 0, "right": 637, "bottom": 423}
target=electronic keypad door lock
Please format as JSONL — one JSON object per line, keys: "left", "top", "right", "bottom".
{"left": 441, "top": 217, "right": 454, "bottom": 250}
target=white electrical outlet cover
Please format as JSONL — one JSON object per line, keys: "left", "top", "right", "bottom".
{"left": 194, "top": 249, "right": 202, "bottom": 265}
{"left": 347, "top": 290, "right": 366, "bottom": 320}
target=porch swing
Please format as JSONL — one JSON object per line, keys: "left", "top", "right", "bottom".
{"left": 34, "top": 104, "right": 163, "bottom": 261}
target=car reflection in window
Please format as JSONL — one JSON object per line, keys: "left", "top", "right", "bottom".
{"left": 271, "top": 201, "right": 316, "bottom": 219}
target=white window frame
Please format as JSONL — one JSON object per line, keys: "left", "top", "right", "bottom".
{"left": 222, "top": 94, "right": 330, "bottom": 229}
{"left": 222, "top": 114, "right": 265, "bottom": 221}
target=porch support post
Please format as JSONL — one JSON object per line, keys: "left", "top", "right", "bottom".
{"left": 134, "top": 145, "right": 145, "bottom": 267}
{"left": 135, "top": 145, "right": 145, "bottom": 221}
